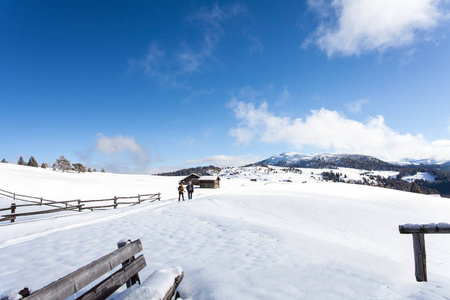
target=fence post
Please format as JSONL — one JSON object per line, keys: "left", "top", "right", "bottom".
{"left": 114, "top": 196, "right": 118, "bottom": 209}
{"left": 138, "top": 194, "right": 141, "bottom": 204}
{"left": 78, "top": 200, "right": 82, "bottom": 212}
{"left": 10, "top": 203, "right": 16, "bottom": 223}
{"left": 412, "top": 233, "right": 427, "bottom": 282}
{"left": 158, "top": 193, "right": 161, "bottom": 201}
{"left": 117, "top": 239, "right": 141, "bottom": 288}
{"left": 40, "top": 197, "right": 43, "bottom": 205}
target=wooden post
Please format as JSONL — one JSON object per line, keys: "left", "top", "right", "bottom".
{"left": 78, "top": 200, "right": 82, "bottom": 212}
{"left": 11, "top": 203, "right": 16, "bottom": 223}
{"left": 40, "top": 197, "right": 43, "bottom": 205}
{"left": 138, "top": 194, "right": 141, "bottom": 204}
{"left": 412, "top": 233, "right": 427, "bottom": 282}
{"left": 158, "top": 193, "right": 161, "bottom": 201}
{"left": 114, "top": 197, "right": 117, "bottom": 209}
{"left": 117, "top": 239, "right": 140, "bottom": 288}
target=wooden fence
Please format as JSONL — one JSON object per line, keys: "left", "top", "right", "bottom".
{"left": 0, "top": 188, "right": 160, "bottom": 223}
{"left": 399, "top": 223, "right": 450, "bottom": 282}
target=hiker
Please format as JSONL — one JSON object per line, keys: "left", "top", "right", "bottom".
{"left": 178, "top": 183, "right": 185, "bottom": 201}
{"left": 187, "top": 181, "right": 194, "bottom": 199}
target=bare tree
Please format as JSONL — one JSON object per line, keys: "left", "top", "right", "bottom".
{"left": 56, "top": 155, "right": 71, "bottom": 172}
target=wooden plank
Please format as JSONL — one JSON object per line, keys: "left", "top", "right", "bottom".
{"left": 1, "top": 206, "right": 82, "bottom": 218}
{"left": 26, "top": 240, "right": 143, "bottom": 300}
{"left": 0, "top": 216, "right": 14, "bottom": 222}
{"left": 399, "top": 223, "right": 450, "bottom": 234}
{"left": 77, "top": 255, "right": 146, "bottom": 300}
{"left": 79, "top": 198, "right": 115, "bottom": 203}
{"left": 0, "top": 188, "right": 14, "bottom": 195}
{"left": 0, "top": 207, "right": 14, "bottom": 212}
{"left": 412, "top": 233, "right": 427, "bottom": 282}
{"left": 115, "top": 196, "right": 139, "bottom": 200}
{"left": 163, "top": 272, "right": 184, "bottom": 300}
{"left": 81, "top": 204, "right": 117, "bottom": 210}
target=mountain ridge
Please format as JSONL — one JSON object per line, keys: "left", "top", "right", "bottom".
{"left": 255, "top": 152, "right": 450, "bottom": 171}
{"left": 255, "top": 152, "right": 396, "bottom": 170}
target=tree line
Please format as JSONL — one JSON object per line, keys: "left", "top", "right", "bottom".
{"left": 321, "top": 168, "right": 450, "bottom": 198}
{"left": 1, "top": 155, "right": 105, "bottom": 173}
{"left": 157, "top": 165, "right": 221, "bottom": 176}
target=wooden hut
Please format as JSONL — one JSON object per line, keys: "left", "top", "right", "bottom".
{"left": 180, "top": 173, "right": 201, "bottom": 185}
{"left": 198, "top": 176, "right": 220, "bottom": 189}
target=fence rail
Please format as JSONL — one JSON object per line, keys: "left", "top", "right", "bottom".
{"left": 0, "top": 188, "right": 161, "bottom": 223}
{"left": 399, "top": 223, "right": 450, "bottom": 282}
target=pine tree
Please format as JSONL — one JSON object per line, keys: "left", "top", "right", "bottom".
{"left": 411, "top": 181, "right": 422, "bottom": 194}
{"left": 1, "top": 158, "right": 7, "bottom": 163}
{"left": 18, "top": 156, "right": 26, "bottom": 165}
{"left": 41, "top": 163, "right": 48, "bottom": 169}
{"left": 56, "top": 155, "right": 71, "bottom": 172}
{"left": 101, "top": 168, "right": 105, "bottom": 173}
{"left": 52, "top": 163, "right": 57, "bottom": 171}
{"left": 93, "top": 169, "right": 97, "bottom": 172}
{"left": 88, "top": 168, "right": 92, "bottom": 173}
{"left": 27, "top": 156, "right": 39, "bottom": 167}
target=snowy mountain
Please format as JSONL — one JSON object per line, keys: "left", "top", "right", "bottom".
{"left": 1, "top": 163, "right": 450, "bottom": 299}
{"left": 395, "top": 158, "right": 450, "bottom": 167}
{"left": 256, "top": 152, "right": 396, "bottom": 170}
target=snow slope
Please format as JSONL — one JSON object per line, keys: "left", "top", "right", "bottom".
{"left": 1, "top": 163, "right": 450, "bottom": 299}
{"left": 401, "top": 172, "right": 435, "bottom": 183}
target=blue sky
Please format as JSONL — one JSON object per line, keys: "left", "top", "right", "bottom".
{"left": 1, "top": 0, "right": 450, "bottom": 173}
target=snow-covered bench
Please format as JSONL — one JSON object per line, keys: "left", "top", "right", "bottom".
{"left": 21, "top": 239, "right": 183, "bottom": 300}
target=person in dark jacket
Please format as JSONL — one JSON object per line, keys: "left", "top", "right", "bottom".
{"left": 187, "top": 181, "right": 194, "bottom": 199}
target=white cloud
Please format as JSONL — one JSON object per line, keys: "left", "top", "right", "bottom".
{"left": 346, "top": 98, "right": 369, "bottom": 113}
{"left": 228, "top": 101, "right": 450, "bottom": 161}
{"left": 307, "top": 0, "right": 449, "bottom": 57}
{"left": 185, "top": 154, "right": 260, "bottom": 167}
{"left": 94, "top": 134, "right": 151, "bottom": 171}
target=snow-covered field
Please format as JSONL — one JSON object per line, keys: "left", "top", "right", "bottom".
{"left": 1, "top": 163, "right": 450, "bottom": 299}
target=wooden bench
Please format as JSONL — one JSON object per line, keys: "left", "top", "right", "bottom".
{"left": 399, "top": 223, "right": 450, "bottom": 282}
{"left": 22, "top": 239, "right": 183, "bottom": 300}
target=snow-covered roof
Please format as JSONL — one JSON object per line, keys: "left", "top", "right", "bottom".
{"left": 198, "top": 176, "right": 220, "bottom": 181}
{"left": 182, "top": 173, "right": 201, "bottom": 179}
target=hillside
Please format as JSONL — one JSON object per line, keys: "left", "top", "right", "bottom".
{"left": 1, "top": 163, "right": 450, "bottom": 299}
{"left": 254, "top": 152, "right": 450, "bottom": 197}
